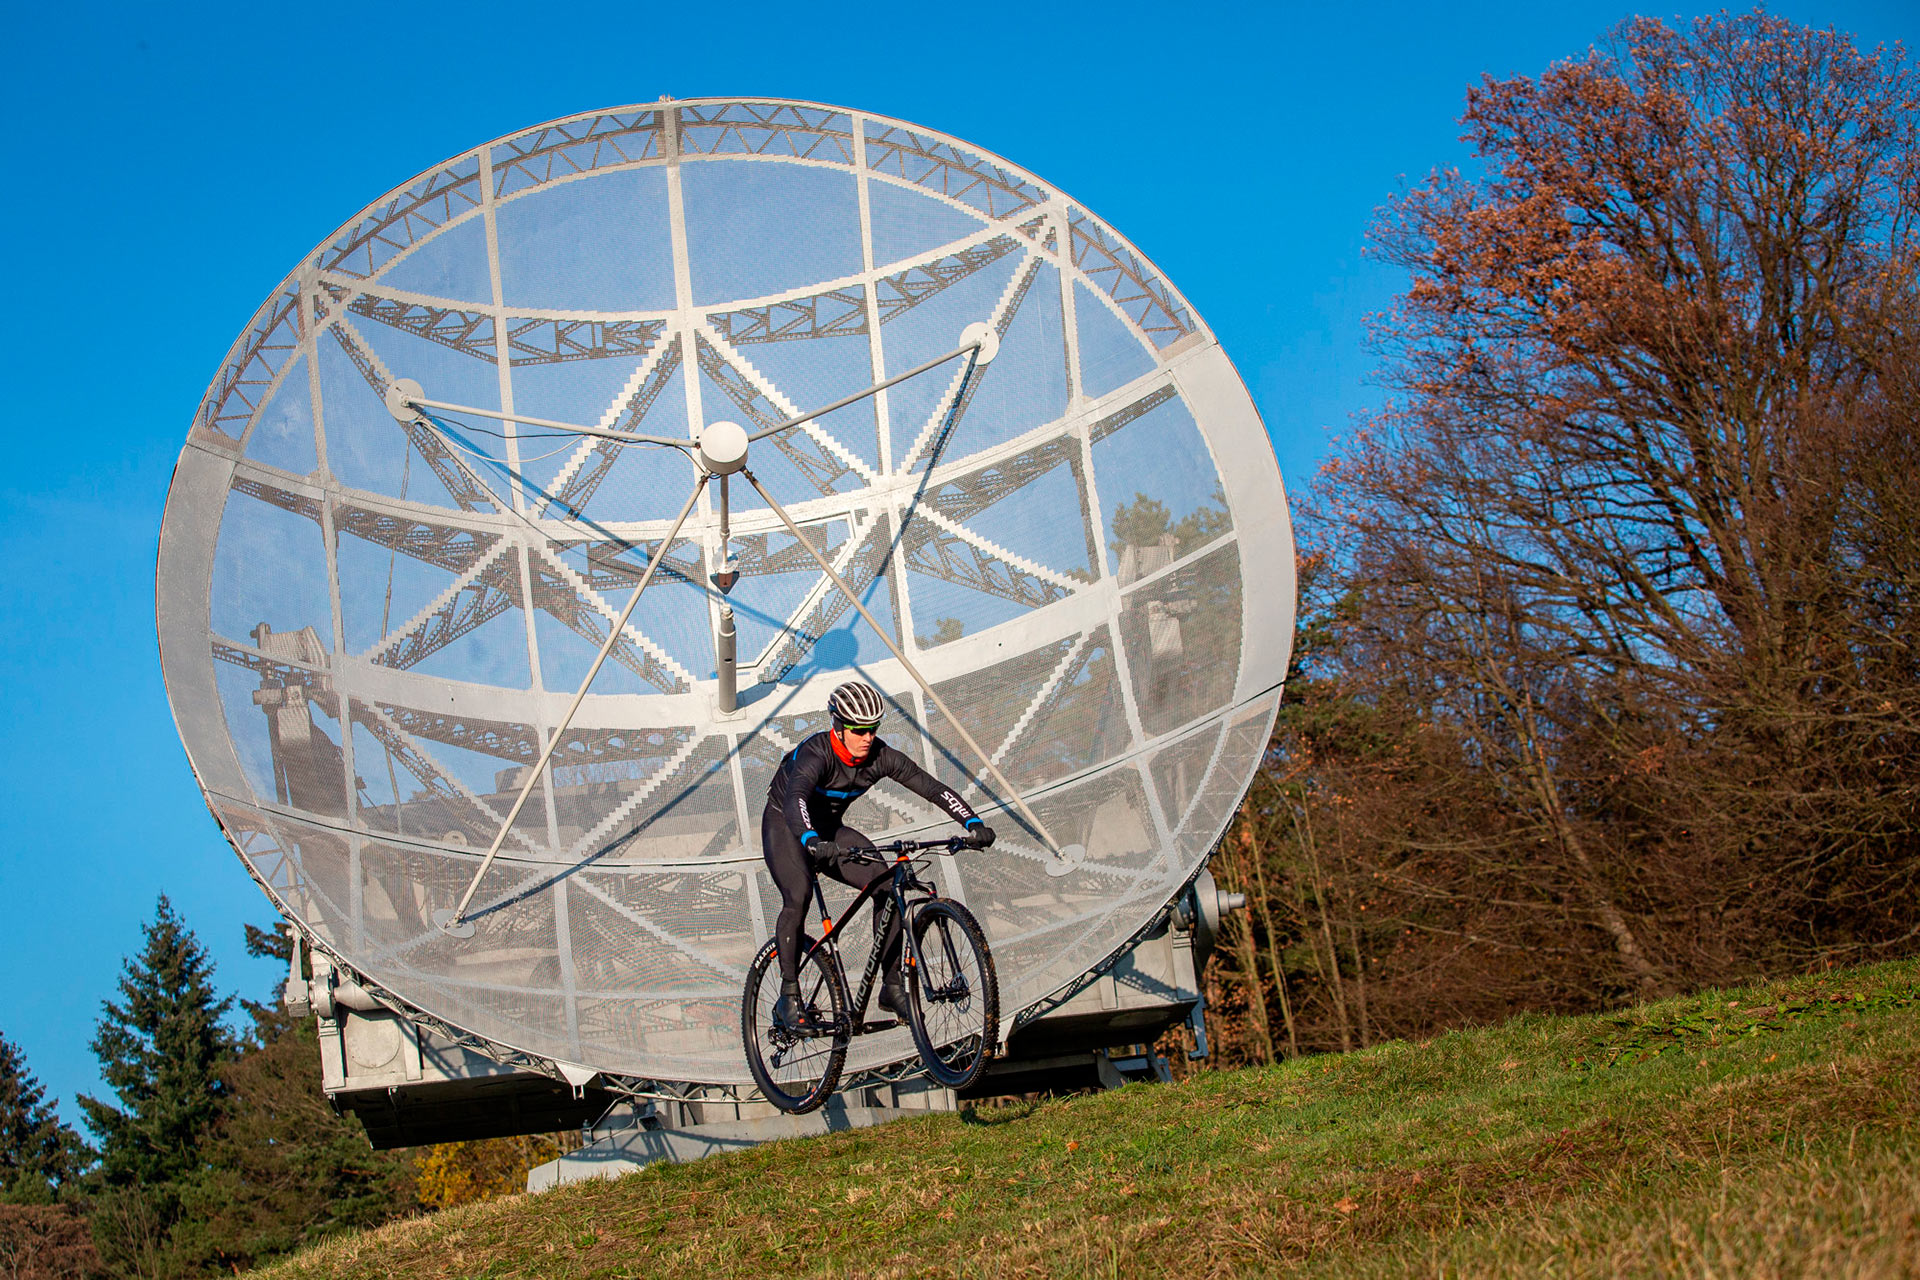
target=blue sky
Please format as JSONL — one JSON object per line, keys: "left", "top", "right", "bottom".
{"left": 1, "top": 0, "right": 1910, "bottom": 1125}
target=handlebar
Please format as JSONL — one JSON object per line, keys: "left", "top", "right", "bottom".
{"left": 856, "top": 836, "right": 968, "bottom": 859}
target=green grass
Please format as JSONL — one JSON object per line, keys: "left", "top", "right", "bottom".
{"left": 263, "top": 961, "right": 1920, "bottom": 1278}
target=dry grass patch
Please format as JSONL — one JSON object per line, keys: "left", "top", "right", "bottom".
{"left": 259, "top": 961, "right": 1920, "bottom": 1280}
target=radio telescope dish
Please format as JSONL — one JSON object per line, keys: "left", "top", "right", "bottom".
{"left": 157, "top": 100, "right": 1293, "bottom": 1090}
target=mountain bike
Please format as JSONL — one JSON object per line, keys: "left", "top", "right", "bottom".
{"left": 741, "top": 836, "right": 999, "bottom": 1114}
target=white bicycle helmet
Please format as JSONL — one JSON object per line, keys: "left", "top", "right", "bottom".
{"left": 827, "top": 680, "right": 887, "bottom": 728}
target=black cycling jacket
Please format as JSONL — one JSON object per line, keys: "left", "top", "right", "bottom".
{"left": 767, "top": 731, "right": 981, "bottom": 844}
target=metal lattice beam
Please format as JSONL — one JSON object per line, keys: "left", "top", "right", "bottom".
{"left": 543, "top": 338, "right": 686, "bottom": 518}
{"left": 234, "top": 475, "right": 503, "bottom": 579}
{"left": 201, "top": 290, "right": 301, "bottom": 439}
{"left": 875, "top": 236, "right": 1023, "bottom": 324}
{"left": 1069, "top": 213, "right": 1194, "bottom": 348}
{"left": 1088, "top": 384, "right": 1178, "bottom": 445}
{"left": 492, "top": 111, "right": 663, "bottom": 197}
{"left": 345, "top": 296, "right": 663, "bottom": 369}
{"left": 365, "top": 704, "right": 697, "bottom": 772}
{"left": 706, "top": 290, "right": 868, "bottom": 345}
{"left": 349, "top": 297, "right": 496, "bottom": 361}
{"left": 326, "top": 323, "right": 502, "bottom": 512}
{"left": 364, "top": 704, "right": 539, "bottom": 764}
{"left": 925, "top": 437, "right": 1080, "bottom": 524}
{"left": 317, "top": 162, "right": 485, "bottom": 280}
{"left": 528, "top": 560, "right": 689, "bottom": 694}
{"left": 674, "top": 102, "right": 855, "bottom": 161}
{"left": 374, "top": 559, "right": 521, "bottom": 671}
{"left": 760, "top": 515, "right": 892, "bottom": 681}
{"left": 354, "top": 712, "right": 497, "bottom": 834}
{"left": 561, "top": 539, "right": 704, "bottom": 593}
{"left": 865, "top": 125, "right": 1045, "bottom": 219}
{"left": 331, "top": 503, "right": 501, "bottom": 575}
{"left": 902, "top": 529, "right": 1073, "bottom": 609}
{"left": 505, "top": 317, "right": 665, "bottom": 366}
{"left": 693, "top": 334, "right": 853, "bottom": 495}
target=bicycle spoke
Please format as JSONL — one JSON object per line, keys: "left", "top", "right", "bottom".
{"left": 746, "top": 841, "right": 997, "bottom": 1107}
{"left": 906, "top": 900, "right": 999, "bottom": 1090}
{"left": 741, "top": 935, "right": 848, "bottom": 1113}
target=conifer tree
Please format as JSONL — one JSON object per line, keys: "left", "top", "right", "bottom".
{"left": 178, "top": 922, "right": 417, "bottom": 1270}
{"left": 79, "top": 896, "right": 233, "bottom": 1189}
{"left": 0, "top": 1029, "right": 84, "bottom": 1200}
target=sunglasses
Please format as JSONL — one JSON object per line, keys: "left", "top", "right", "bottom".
{"left": 841, "top": 723, "right": 881, "bottom": 737}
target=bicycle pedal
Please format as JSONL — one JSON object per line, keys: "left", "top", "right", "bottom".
{"left": 857, "top": 1019, "right": 902, "bottom": 1034}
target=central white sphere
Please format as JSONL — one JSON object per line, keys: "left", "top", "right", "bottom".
{"left": 699, "top": 420, "right": 749, "bottom": 475}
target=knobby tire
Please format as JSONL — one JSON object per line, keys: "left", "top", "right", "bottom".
{"left": 742, "top": 935, "right": 848, "bottom": 1114}
{"left": 905, "top": 899, "right": 998, "bottom": 1090}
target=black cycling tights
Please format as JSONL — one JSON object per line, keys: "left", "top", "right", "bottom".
{"left": 761, "top": 806, "right": 903, "bottom": 985}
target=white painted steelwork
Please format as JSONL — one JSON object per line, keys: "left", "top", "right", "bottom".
{"left": 157, "top": 99, "right": 1293, "bottom": 1090}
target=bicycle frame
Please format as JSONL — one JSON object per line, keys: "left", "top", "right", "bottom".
{"left": 801, "top": 839, "right": 962, "bottom": 1031}
{"left": 744, "top": 834, "right": 997, "bottom": 1112}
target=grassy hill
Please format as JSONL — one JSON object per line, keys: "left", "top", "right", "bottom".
{"left": 264, "top": 961, "right": 1920, "bottom": 1278}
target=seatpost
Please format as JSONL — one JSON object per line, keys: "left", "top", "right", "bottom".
{"left": 811, "top": 878, "right": 832, "bottom": 935}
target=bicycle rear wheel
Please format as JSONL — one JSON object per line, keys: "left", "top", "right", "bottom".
{"left": 905, "top": 900, "right": 998, "bottom": 1090}
{"left": 742, "top": 935, "right": 848, "bottom": 1114}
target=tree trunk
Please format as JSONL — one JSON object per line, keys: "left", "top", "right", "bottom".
{"left": 1241, "top": 822, "right": 1300, "bottom": 1057}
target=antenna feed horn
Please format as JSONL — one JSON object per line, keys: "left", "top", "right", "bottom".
{"left": 698, "top": 420, "right": 749, "bottom": 475}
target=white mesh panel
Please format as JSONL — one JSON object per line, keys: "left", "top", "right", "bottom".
{"left": 160, "top": 99, "right": 1293, "bottom": 1087}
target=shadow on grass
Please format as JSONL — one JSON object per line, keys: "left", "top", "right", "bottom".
{"left": 960, "top": 1099, "right": 1042, "bottom": 1127}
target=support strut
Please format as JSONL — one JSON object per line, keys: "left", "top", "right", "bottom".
{"left": 739, "top": 467, "right": 1070, "bottom": 860}
{"left": 444, "top": 474, "right": 709, "bottom": 927}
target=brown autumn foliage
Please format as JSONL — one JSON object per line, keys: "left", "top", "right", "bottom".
{"left": 27, "top": 20, "right": 1917, "bottom": 1269}
{"left": 0, "top": 1204, "right": 99, "bottom": 1280}
{"left": 1194, "top": 12, "right": 1920, "bottom": 1064}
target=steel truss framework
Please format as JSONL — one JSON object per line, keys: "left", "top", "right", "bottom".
{"left": 160, "top": 99, "right": 1293, "bottom": 1091}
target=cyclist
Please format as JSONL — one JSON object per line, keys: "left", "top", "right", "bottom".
{"left": 764, "top": 680, "right": 994, "bottom": 1031}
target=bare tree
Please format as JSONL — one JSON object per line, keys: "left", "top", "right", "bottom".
{"left": 1288, "top": 12, "right": 1920, "bottom": 1012}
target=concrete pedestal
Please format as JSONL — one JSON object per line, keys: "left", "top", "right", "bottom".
{"left": 528, "top": 1084, "right": 956, "bottom": 1190}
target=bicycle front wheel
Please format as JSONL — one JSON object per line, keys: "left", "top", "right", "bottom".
{"left": 905, "top": 900, "right": 999, "bottom": 1090}
{"left": 742, "top": 935, "right": 848, "bottom": 1114}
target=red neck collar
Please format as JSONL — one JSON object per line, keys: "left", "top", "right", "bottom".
{"left": 830, "top": 729, "right": 869, "bottom": 766}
